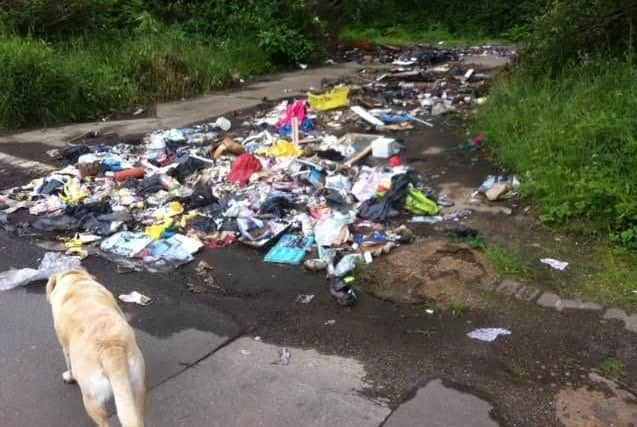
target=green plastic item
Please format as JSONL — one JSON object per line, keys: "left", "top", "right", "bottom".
{"left": 406, "top": 189, "right": 440, "bottom": 215}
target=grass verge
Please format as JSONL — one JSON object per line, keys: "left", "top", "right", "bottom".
{"left": 0, "top": 31, "right": 273, "bottom": 129}
{"left": 472, "top": 60, "right": 637, "bottom": 311}
{"left": 341, "top": 23, "right": 505, "bottom": 47}
{"left": 473, "top": 60, "right": 637, "bottom": 245}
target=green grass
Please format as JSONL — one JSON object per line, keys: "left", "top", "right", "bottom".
{"left": 510, "top": 364, "right": 529, "bottom": 381}
{"left": 484, "top": 244, "right": 531, "bottom": 278}
{"left": 578, "top": 244, "right": 637, "bottom": 311}
{"left": 341, "top": 23, "right": 505, "bottom": 47}
{"left": 473, "top": 59, "right": 637, "bottom": 311}
{"left": 0, "top": 31, "right": 273, "bottom": 129}
{"left": 474, "top": 61, "right": 637, "bottom": 245}
{"left": 598, "top": 357, "right": 625, "bottom": 379}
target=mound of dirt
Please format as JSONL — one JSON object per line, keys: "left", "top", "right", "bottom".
{"left": 360, "top": 240, "right": 498, "bottom": 306}
{"left": 555, "top": 373, "right": 637, "bottom": 427}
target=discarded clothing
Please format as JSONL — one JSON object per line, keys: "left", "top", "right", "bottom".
{"left": 358, "top": 173, "right": 413, "bottom": 222}
{"left": 168, "top": 155, "right": 210, "bottom": 182}
{"left": 260, "top": 194, "right": 297, "bottom": 217}
{"left": 181, "top": 186, "right": 218, "bottom": 210}
{"left": 227, "top": 154, "right": 262, "bottom": 186}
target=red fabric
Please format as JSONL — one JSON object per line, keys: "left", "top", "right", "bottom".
{"left": 227, "top": 153, "right": 262, "bottom": 186}
{"left": 389, "top": 155, "right": 402, "bottom": 167}
{"left": 276, "top": 100, "right": 307, "bottom": 129}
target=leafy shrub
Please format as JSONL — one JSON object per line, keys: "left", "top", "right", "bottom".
{"left": 0, "top": 37, "right": 76, "bottom": 127}
{"left": 521, "top": 0, "right": 637, "bottom": 75}
{"left": 258, "top": 27, "right": 314, "bottom": 64}
{"left": 0, "top": 0, "right": 144, "bottom": 39}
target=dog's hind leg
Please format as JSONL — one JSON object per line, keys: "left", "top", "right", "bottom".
{"left": 62, "top": 349, "right": 76, "bottom": 384}
{"left": 82, "top": 393, "right": 110, "bottom": 427}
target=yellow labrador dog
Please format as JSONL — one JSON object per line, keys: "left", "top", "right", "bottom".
{"left": 47, "top": 270, "right": 146, "bottom": 427}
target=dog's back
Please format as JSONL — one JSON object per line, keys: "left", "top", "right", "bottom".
{"left": 48, "top": 271, "right": 146, "bottom": 427}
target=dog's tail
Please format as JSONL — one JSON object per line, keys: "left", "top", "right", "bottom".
{"left": 101, "top": 346, "right": 144, "bottom": 427}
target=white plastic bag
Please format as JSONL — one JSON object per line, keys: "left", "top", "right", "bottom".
{"left": 0, "top": 252, "right": 83, "bottom": 291}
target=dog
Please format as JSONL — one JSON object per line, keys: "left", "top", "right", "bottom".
{"left": 46, "top": 270, "right": 146, "bottom": 427}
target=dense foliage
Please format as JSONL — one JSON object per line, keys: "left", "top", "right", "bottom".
{"left": 475, "top": 1, "right": 637, "bottom": 245}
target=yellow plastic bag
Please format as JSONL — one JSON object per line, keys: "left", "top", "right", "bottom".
{"left": 145, "top": 218, "right": 174, "bottom": 240}
{"left": 258, "top": 140, "right": 302, "bottom": 158}
{"left": 308, "top": 86, "right": 350, "bottom": 111}
{"left": 59, "top": 179, "right": 87, "bottom": 203}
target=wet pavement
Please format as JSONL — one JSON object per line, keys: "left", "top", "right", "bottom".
{"left": 1, "top": 53, "right": 637, "bottom": 427}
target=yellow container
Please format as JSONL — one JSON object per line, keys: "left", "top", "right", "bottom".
{"left": 307, "top": 86, "right": 350, "bottom": 111}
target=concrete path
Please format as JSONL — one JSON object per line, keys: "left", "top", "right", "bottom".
{"left": 0, "top": 231, "right": 390, "bottom": 427}
{"left": 384, "top": 379, "right": 498, "bottom": 427}
{"left": 0, "top": 57, "right": 510, "bottom": 427}
{"left": 0, "top": 62, "right": 364, "bottom": 148}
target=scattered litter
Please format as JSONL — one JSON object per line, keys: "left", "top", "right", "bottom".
{"left": 0, "top": 44, "right": 503, "bottom": 305}
{"left": 324, "top": 319, "right": 336, "bottom": 326}
{"left": 410, "top": 215, "right": 443, "bottom": 224}
{"left": 467, "top": 328, "right": 511, "bottom": 342}
{"left": 240, "top": 349, "right": 251, "bottom": 356}
{"left": 273, "top": 348, "right": 291, "bottom": 366}
{"left": 541, "top": 258, "right": 569, "bottom": 271}
{"left": 118, "top": 291, "right": 152, "bottom": 306}
{"left": 478, "top": 175, "right": 521, "bottom": 201}
{"left": 296, "top": 294, "right": 315, "bottom": 304}
{"left": 425, "top": 309, "right": 434, "bottom": 315}
{"left": 351, "top": 106, "right": 385, "bottom": 127}
{"left": 0, "top": 252, "right": 83, "bottom": 291}
{"left": 330, "top": 277, "right": 357, "bottom": 306}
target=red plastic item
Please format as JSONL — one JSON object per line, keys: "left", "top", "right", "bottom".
{"left": 389, "top": 155, "right": 402, "bottom": 167}
{"left": 472, "top": 134, "right": 488, "bottom": 148}
{"left": 227, "top": 153, "right": 262, "bottom": 186}
{"left": 115, "top": 167, "right": 145, "bottom": 182}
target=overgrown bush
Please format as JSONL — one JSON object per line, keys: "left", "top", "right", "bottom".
{"left": 0, "top": 0, "right": 144, "bottom": 39}
{"left": 0, "top": 30, "right": 272, "bottom": 128}
{"left": 0, "top": 37, "right": 77, "bottom": 127}
{"left": 342, "top": 0, "right": 549, "bottom": 40}
{"left": 520, "top": 0, "right": 637, "bottom": 75}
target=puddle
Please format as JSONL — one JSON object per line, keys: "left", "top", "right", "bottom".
{"left": 385, "top": 379, "right": 499, "bottom": 427}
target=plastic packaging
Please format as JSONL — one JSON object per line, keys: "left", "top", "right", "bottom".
{"left": 214, "top": 117, "right": 232, "bottom": 132}
{"left": 331, "top": 254, "right": 364, "bottom": 277}
{"left": 0, "top": 252, "right": 83, "bottom": 291}
{"left": 307, "top": 86, "right": 350, "bottom": 111}
{"left": 406, "top": 189, "right": 440, "bottom": 216}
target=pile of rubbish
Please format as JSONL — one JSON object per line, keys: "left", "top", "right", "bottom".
{"left": 0, "top": 48, "right": 511, "bottom": 304}
{"left": 332, "top": 44, "right": 515, "bottom": 120}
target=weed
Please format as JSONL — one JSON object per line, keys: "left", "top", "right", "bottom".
{"left": 510, "top": 364, "right": 529, "bottom": 380}
{"left": 449, "top": 234, "right": 486, "bottom": 249}
{"left": 484, "top": 245, "right": 530, "bottom": 278}
{"left": 559, "top": 355, "right": 580, "bottom": 370}
{"left": 446, "top": 299, "right": 467, "bottom": 318}
{"left": 598, "top": 357, "right": 625, "bottom": 379}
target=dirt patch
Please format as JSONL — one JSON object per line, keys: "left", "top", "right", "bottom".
{"left": 360, "top": 239, "right": 497, "bottom": 307}
{"left": 555, "top": 373, "right": 637, "bottom": 427}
